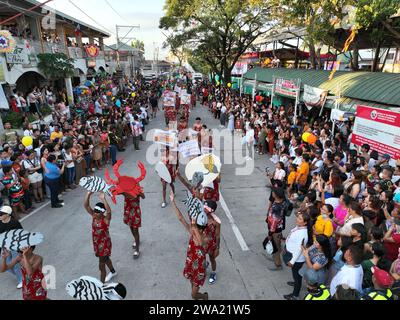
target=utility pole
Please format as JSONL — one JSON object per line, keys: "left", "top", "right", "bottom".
{"left": 115, "top": 24, "right": 140, "bottom": 77}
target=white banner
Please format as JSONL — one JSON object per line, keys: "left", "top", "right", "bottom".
{"left": 0, "top": 85, "right": 9, "bottom": 109}
{"left": 6, "top": 44, "right": 29, "bottom": 64}
{"left": 153, "top": 130, "right": 177, "bottom": 147}
{"left": 163, "top": 91, "right": 176, "bottom": 107}
{"left": 178, "top": 140, "right": 201, "bottom": 158}
{"left": 303, "top": 85, "right": 328, "bottom": 108}
{"left": 180, "top": 93, "right": 191, "bottom": 105}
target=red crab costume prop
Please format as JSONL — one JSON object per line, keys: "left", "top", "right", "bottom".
{"left": 105, "top": 159, "right": 146, "bottom": 204}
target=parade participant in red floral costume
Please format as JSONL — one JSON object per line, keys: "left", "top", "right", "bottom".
{"left": 170, "top": 191, "right": 209, "bottom": 300}
{"left": 84, "top": 192, "right": 117, "bottom": 283}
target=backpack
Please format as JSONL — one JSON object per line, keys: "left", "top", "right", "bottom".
{"left": 283, "top": 199, "right": 294, "bottom": 217}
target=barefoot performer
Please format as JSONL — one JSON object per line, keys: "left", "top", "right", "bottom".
{"left": 170, "top": 191, "right": 209, "bottom": 300}
{"left": 161, "top": 147, "right": 177, "bottom": 208}
{"left": 84, "top": 192, "right": 117, "bottom": 283}
{"left": 1, "top": 247, "right": 47, "bottom": 300}
{"left": 123, "top": 191, "right": 145, "bottom": 259}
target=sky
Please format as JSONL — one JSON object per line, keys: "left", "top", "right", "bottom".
{"left": 39, "top": 0, "right": 168, "bottom": 60}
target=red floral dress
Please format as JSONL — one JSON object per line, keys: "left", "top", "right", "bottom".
{"left": 21, "top": 266, "right": 47, "bottom": 300}
{"left": 183, "top": 236, "right": 206, "bottom": 287}
{"left": 203, "top": 180, "right": 220, "bottom": 202}
{"left": 124, "top": 196, "right": 142, "bottom": 228}
{"left": 92, "top": 217, "right": 112, "bottom": 257}
{"left": 164, "top": 107, "right": 176, "bottom": 121}
{"left": 204, "top": 220, "right": 217, "bottom": 256}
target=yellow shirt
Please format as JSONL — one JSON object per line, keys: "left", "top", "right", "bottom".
{"left": 50, "top": 131, "right": 63, "bottom": 141}
{"left": 297, "top": 162, "right": 309, "bottom": 186}
{"left": 314, "top": 215, "right": 334, "bottom": 238}
{"left": 287, "top": 172, "right": 297, "bottom": 185}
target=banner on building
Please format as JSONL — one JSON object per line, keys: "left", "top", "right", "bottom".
{"left": 85, "top": 45, "right": 99, "bottom": 58}
{"left": 178, "top": 140, "right": 201, "bottom": 158}
{"left": 6, "top": 44, "right": 29, "bottom": 64}
{"left": 351, "top": 105, "right": 400, "bottom": 159}
{"left": 153, "top": 129, "right": 177, "bottom": 147}
{"left": 273, "top": 78, "right": 301, "bottom": 99}
{"left": 0, "top": 30, "right": 16, "bottom": 53}
{"left": 232, "top": 61, "right": 248, "bottom": 76}
{"left": 303, "top": 85, "right": 328, "bottom": 108}
{"left": 0, "top": 84, "right": 9, "bottom": 109}
{"left": 331, "top": 109, "right": 354, "bottom": 122}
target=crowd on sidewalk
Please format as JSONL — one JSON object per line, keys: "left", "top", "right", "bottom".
{"left": 197, "top": 81, "right": 400, "bottom": 300}
{"left": 0, "top": 75, "right": 160, "bottom": 215}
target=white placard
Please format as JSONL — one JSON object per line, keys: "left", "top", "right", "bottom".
{"left": 6, "top": 44, "right": 29, "bottom": 64}
{"left": 178, "top": 140, "right": 201, "bottom": 158}
{"left": 153, "top": 129, "right": 177, "bottom": 147}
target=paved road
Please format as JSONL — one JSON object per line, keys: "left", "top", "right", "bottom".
{"left": 0, "top": 103, "right": 302, "bottom": 300}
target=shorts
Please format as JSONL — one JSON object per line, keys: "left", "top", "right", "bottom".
{"left": 28, "top": 172, "right": 43, "bottom": 184}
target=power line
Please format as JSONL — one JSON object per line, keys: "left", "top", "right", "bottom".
{"left": 104, "top": 0, "right": 130, "bottom": 24}
{"left": 68, "top": 0, "right": 115, "bottom": 36}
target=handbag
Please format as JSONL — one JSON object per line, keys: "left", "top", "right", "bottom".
{"left": 282, "top": 247, "right": 293, "bottom": 265}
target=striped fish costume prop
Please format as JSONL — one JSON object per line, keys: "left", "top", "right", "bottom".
{"left": 182, "top": 191, "right": 208, "bottom": 227}
{"left": 0, "top": 229, "right": 44, "bottom": 251}
{"left": 66, "top": 276, "right": 126, "bottom": 300}
{"left": 79, "top": 176, "right": 113, "bottom": 197}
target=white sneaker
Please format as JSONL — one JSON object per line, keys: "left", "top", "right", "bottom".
{"left": 105, "top": 271, "right": 117, "bottom": 283}
{"left": 17, "top": 282, "right": 22, "bottom": 289}
{"left": 161, "top": 202, "right": 166, "bottom": 208}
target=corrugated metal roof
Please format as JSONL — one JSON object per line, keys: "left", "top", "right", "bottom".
{"left": 244, "top": 68, "right": 400, "bottom": 107}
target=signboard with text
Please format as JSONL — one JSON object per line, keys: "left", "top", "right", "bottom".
{"left": 6, "top": 45, "right": 29, "bottom": 64}
{"left": 273, "top": 78, "right": 301, "bottom": 99}
{"left": 351, "top": 105, "right": 400, "bottom": 159}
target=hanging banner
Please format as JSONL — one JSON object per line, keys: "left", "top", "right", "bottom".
{"left": 178, "top": 140, "right": 201, "bottom": 158}
{"left": 273, "top": 78, "right": 301, "bottom": 99}
{"left": 351, "top": 105, "right": 400, "bottom": 159}
{"left": 331, "top": 109, "right": 354, "bottom": 122}
{"left": 232, "top": 61, "right": 248, "bottom": 76}
{"left": 0, "top": 30, "right": 16, "bottom": 53}
{"left": 303, "top": 85, "right": 328, "bottom": 108}
{"left": 6, "top": 44, "right": 29, "bottom": 64}
{"left": 153, "top": 129, "right": 177, "bottom": 147}
{"left": 85, "top": 45, "right": 99, "bottom": 58}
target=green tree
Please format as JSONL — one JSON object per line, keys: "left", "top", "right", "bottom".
{"left": 131, "top": 39, "right": 145, "bottom": 52}
{"left": 37, "top": 53, "right": 75, "bottom": 79}
{"left": 160, "top": 0, "right": 275, "bottom": 83}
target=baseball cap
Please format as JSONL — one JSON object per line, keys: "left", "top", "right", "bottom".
{"left": 1, "top": 160, "right": 12, "bottom": 167}
{"left": 371, "top": 266, "right": 394, "bottom": 288}
{"left": 0, "top": 206, "right": 12, "bottom": 216}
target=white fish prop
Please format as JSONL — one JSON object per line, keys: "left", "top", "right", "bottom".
{"left": 79, "top": 176, "right": 113, "bottom": 197}
{"left": 0, "top": 229, "right": 44, "bottom": 251}
{"left": 66, "top": 276, "right": 126, "bottom": 300}
{"left": 182, "top": 191, "right": 208, "bottom": 227}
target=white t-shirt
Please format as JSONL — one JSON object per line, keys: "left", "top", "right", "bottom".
{"left": 311, "top": 159, "right": 323, "bottom": 175}
{"left": 221, "top": 106, "right": 227, "bottom": 114}
{"left": 293, "top": 156, "right": 303, "bottom": 166}
{"left": 63, "top": 150, "right": 75, "bottom": 168}
{"left": 273, "top": 168, "right": 286, "bottom": 181}
{"left": 337, "top": 216, "right": 364, "bottom": 236}
{"left": 330, "top": 264, "right": 364, "bottom": 296}
{"left": 24, "top": 130, "right": 33, "bottom": 137}
{"left": 325, "top": 197, "right": 340, "bottom": 210}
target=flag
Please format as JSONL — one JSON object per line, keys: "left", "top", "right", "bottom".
{"left": 75, "top": 24, "right": 82, "bottom": 37}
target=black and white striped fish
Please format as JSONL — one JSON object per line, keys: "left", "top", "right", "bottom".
{"left": 66, "top": 276, "right": 105, "bottom": 300}
{"left": 66, "top": 276, "right": 126, "bottom": 300}
{"left": 79, "top": 176, "right": 113, "bottom": 197}
{"left": 182, "top": 191, "right": 203, "bottom": 220}
{"left": 0, "top": 229, "right": 44, "bottom": 251}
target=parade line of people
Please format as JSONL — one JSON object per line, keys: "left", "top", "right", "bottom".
{"left": 0, "top": 71, "right": 399, "bottom": 301}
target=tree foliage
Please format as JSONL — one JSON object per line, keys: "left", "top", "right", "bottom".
{"left": 131, "top": 39, "right": 145, "bottom": 52}
{"left": 160, "top": 0, "right": 275, "bottom": 82}
{"left": 37, "top": 53, "right": 75, "bottom": 79}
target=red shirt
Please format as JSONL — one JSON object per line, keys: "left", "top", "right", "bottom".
{"left": 384, "top": 233, "right": 400, "bottom": 261}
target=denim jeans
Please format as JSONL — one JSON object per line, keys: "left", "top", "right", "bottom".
{"left": 66, "top": 167, "right": 76, "bottom": 186}
{"left": 109, "top": 145, "right": 117, "bottom": 165}
{"left": 45, "top": 177, "right": 60, "bottom": 206}
{"left": 84, "top": 154, "right": 91, "bottom": 175}
{"left": 6, "top": 251, "right": 22, "bottom": 283}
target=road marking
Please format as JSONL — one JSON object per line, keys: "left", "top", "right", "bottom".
{"left": 219, "top": 192, "right": 249, "bottom": 251}
{"left": 20, "top": 201, "right": 51, "bottom": 223}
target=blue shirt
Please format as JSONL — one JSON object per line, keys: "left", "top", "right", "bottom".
{"left": 45, "top": 162, "right": 60, "bottom": 180}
